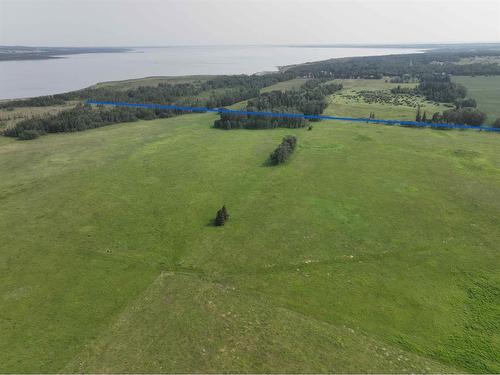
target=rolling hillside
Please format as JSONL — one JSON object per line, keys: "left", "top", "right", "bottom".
{"left": 1, "top": 108, "right": 499, "bottom": 372}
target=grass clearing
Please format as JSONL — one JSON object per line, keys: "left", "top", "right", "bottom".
{"left": 260, "top": 78, "right": 309, "bottom": 93}
{"left": 91, "top": 75, "right": 214, "bottom": 91}
{"left": 1, "top": 110, "right": 499, "bottom": 372}
{"left": 325, "top": 79, "right": 448, "bottom": 121}
{"left": 0, "top": 101, "right": 79, "bottom": 129}
{"left": 64, "top": 272, "right": 454, "bottom": 373}
{"left": 452, "top": 76, "right": 500, "bottom": 124}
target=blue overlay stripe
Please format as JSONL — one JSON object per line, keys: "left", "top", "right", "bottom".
{"left": 86, "top": 100, "right": 500, "bottom": 132}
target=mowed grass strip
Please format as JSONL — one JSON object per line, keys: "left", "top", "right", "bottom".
{"left": 64, "top": 272, "right": 455, "bottom": 373}
{"left": 0, "top": 111, "right": 499, "bottom": 372}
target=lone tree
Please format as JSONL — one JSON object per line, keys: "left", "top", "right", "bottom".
{"left": 221, "top": 205, "right": 229, "bottom": 221}
{"left": 215, "top": 205, "right": 229, "bottom": 226}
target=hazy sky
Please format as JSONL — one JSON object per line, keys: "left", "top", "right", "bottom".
{"left": 1, "top": 0, "right": 499, "bottom": 46}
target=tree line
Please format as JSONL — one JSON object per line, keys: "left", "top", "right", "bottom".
{"left": 414, "top": 104, "right": 487, "bottom": 126}
{"left": 3, "top": 73, "right": 298, "bottom": 139}
{"left": 285, "top": 50, "right": 500, "bottom": 79}
{"left": 3, "top": 104, "right": 180, "bottom": 139}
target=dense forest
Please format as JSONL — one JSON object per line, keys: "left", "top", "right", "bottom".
{"left": 416, "top": 75, "right": 467, "bottom": 102}
{"left": 284, "top": 50, "right": 500, "bottom": 79}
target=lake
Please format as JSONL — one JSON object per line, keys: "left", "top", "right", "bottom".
{"left": 0, "top": 46, "right": 421, "bottom": 99}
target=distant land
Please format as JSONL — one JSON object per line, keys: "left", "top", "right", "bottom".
{"left": 0, "top": 46, "right": 131, "bottom": 61}
{"left": 289, "top": 42, "right": 500, "bottom": 50}
{"left": 3, "top": 43, "right": 500, "bottom": 62}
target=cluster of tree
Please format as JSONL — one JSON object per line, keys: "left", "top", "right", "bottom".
{"left": 213, "top": 81, "right": 342, "bottom": 129}
{"left": 415, "top": 106, "right": 428, "bottom": 122}
{"left": 390, "top": 86, "right": 417, "bottom": 95}
{"left": 247, "top": 91, "right": 325, "bottom": 116}
{"left": 454, "top": 98, "right": 477, "bottom": 109}
{"left": 269, "top": 136, "right": 297, "bottom": 165}
{"left": 389, "top": 75, "right": 413, "bottom": 83}
{"left": 205, "top": 87, "right": 260, "bottom": 108}
{"left": 3, "top": 104, "right": 179, "bottom": 139}
{"left": 247, "top": 83, "right": 342, "bottom": 115}
{"left": 213, "top": 110, "right": 306, "bottom": 130}
{"left": 201, "top": 73, "right": 294, "bottom": 91}
{"left": 423, "top": 108, "right": 487, "bottom": 126}
{"left": 416, "top": 75, "right": 467, "bottom": 102}
{"left": 439, "top": 107, "right": 487, "bottom": 126}
{"left": 214, "top": 205, "right": 229, "bottom": 226}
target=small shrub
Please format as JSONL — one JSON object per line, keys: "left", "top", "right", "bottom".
{"left": 221, "top": 205, "right": 229, "bottom": 221}
{"left": 17, "top": 130, "right": 40, "bottom": 140}
{"left": 215, "top": 205, "right": 229, "bottom": 226}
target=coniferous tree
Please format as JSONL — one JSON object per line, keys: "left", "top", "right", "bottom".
{"left": 416, "top": 105, "right": 421, "bottom": 122}
{"left": 221, "top": 205, "right": 229, "bottom": 221}
{"left": 215, "top": 209, "right": 225, "bottom": 226}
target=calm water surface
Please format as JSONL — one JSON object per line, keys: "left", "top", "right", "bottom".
{"left": 0, "top": 46, "right": 421, "bottom": 99}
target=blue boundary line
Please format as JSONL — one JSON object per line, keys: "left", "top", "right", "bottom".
{"left": 86, "top": 100, "right": 500, "bottom": 132}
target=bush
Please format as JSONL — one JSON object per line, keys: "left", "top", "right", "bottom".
{"left": 270, "top": 136, "right": 297, "bottom": 165}
{"left": 455, "top": 98, "right": 477, "bottom": 109}
{"left": 17, "top": 129, "right": 40, "bottom": 140}
{"left": 442, "top": 107, "right": 487, "bottom": 126}
{"left": 214, "top": 205, "right": 229, "bottom": 226}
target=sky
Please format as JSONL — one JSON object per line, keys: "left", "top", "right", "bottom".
{"left": 0, "top": 0, "right": 499, "bottom": 46}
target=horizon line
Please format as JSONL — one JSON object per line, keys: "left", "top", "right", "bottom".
{"left": 2, "top": 41, "right": 500, "bottom": 49}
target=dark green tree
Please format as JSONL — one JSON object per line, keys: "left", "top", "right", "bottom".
{"left": 221, "top": 205, "right": 229, "bottom": 221}
{"left": 416, "top": 105, "right": 421, "bottom": 122}
{"left": 215, "top": 209, "right": 225, "bottom": 226}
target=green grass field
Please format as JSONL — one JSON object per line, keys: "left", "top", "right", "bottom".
{"left": 91, "top": 75, "right": 214, "bottom": 90}
{"left": 1, "top": 104, "right": 499, "bottom": 372}
{"left": 260, "top": 77, "right": 309, "bottom": 93}
{"left": 0, "top": 101, "right": 78, "bottom": 129}
{"left": 452, "top": 76, "right": 500, "bottom": 124}
{"left": 325, "top": 79, "right": 449, "bottom": 121}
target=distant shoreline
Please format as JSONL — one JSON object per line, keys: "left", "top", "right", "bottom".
{"left": 0, "top": 46, "right": 131, "bottom": 62}
{"left": 2, "top": 42, "right": 499, "bottom": 62}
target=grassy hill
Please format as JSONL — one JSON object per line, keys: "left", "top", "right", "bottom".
{"left": 1, "top": 107, "right": 499, "bottom": 372}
